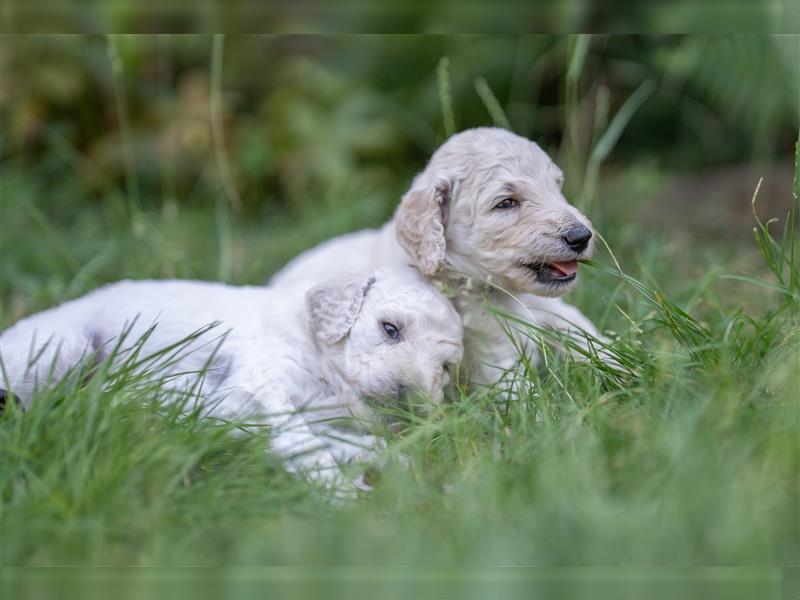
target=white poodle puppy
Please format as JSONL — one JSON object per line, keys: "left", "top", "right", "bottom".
{"left": 271, "top": 127, "right": 605, "bottom": 385}
{"left": 0, "top": 266, "right": 463, "bottom": 488}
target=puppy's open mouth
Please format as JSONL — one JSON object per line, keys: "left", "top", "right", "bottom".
{"left": 523, "top": 260, "right": 579, "bottom": 283}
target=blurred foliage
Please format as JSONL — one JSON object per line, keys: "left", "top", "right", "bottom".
{"left": 3, "top": 0, "right": 797, "bottom": 34}
{"left": 1, "top": 35, "right": 797, "bottom": 218}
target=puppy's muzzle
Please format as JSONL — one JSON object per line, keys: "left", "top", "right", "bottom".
{"left": 396, "top": 383, "right": 442, "bottom": 412}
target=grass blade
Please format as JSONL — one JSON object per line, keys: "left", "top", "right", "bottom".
{"left": 474, "top": 77, "right": 511, "bottom": 130}
{"left": 437, "top": 56, "right": 456, "bottom": 137}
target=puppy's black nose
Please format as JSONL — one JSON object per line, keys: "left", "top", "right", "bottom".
{"left": 563, "top": 225, "right": 592, "bottom": 253}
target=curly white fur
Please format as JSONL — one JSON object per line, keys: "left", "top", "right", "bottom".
{"left": 271, "top": 127, "right": 605, "bottom": 384}
{"left": 0, "top": 267, "right": 463, "bottom": 490}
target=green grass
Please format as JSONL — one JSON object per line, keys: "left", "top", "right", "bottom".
{"left": 1, "top": 140, "right": 797, "bottom": 574}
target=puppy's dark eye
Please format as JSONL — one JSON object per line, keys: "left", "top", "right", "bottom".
{"left": 382, "top": 322, "right": 400, "bottom": 340}
{"left": 494, "top": 198, "right": 518, "bottom": 210}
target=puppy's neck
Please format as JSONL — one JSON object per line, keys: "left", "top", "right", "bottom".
{"left": 432, "top": 266, "right": 497, "bottom": 302}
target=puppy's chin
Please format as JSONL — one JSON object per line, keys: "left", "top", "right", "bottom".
{"left": 362, "top": 390, "right": 439, "bottom": 418}
{"left": 529, "top": 277, "right": 579, "bottom": 298}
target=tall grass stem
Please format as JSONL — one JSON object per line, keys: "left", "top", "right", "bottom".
{"left": 106, "top": 35, "right": 142, "bottom": 225}
{"left": 474, "top": 77, "right": 511, "bottom": 129}
{"left": 437, "top": 57, "right": 456, "bottom": 137}
{"left": 211, "top": 34, "right": 242, "bottom": 211}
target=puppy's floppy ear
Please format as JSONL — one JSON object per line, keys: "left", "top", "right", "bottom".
{"left": 306, "top": 276, "right": 376, "bottom": 344}
{"left": 395, "top": 179, "right": 451, "bottom": 276}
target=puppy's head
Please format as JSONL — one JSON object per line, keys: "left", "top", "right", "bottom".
{"left": 306, "top": 266, "right": 463, "bottom": 409}
{"left": 395, "top": 127, "right": 594, "bottom": 297}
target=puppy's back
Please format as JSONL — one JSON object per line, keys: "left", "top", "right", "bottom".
{"left": 269, "top": 224, "right": 403, "bottom": 290}
{"left": 0, "top": 280, "right": 281, "bottom": 397}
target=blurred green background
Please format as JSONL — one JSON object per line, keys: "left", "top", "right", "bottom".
{"left": 1, "top": 34, "right": 798, "bottom": 320}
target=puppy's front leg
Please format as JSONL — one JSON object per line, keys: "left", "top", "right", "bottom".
{"left": 321, "top": 431, "right": 404, "bottom": 491}
{"left": 270, "top": 416, "right": 376, "bottom": 495}
{"left": 318, "top": 430, "right": 387, "bottom": 468}
{"left": 523, "top": 296, "right": 623, "bottom": 370}
{"left": 218, "top": 385, "right": 362, "bottom": 492}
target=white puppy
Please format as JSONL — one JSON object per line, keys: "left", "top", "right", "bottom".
{"left": 0, "top": 266, "right": 463, "bottom": 488}
{"left": 272, "top": 127, "right": 604, "bottom": 385}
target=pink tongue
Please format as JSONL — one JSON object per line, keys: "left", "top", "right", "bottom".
{"left": 550, "top": 260, "right": 578, "bottom": 276}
